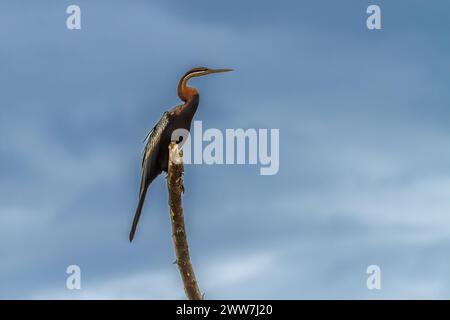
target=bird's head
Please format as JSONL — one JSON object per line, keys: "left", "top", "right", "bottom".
{"left": 178, "top": 67, "right": 233, "bottom": 101}
{"left": 184, "top": 67, "right": 234, "bottom": 79}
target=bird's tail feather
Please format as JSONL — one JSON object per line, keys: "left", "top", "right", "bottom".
{"left": 129, "top": 187, "right": 148, "bottom": 242}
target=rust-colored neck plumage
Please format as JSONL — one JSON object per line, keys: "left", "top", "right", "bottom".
{"left": 177, "top": 72, "right": 199, "bottom": 102}
{"left": 176, "top": 70, "right": 200, "bottom": 120}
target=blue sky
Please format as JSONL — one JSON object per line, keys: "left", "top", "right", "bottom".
{"left": 1, "top": 0, "right": 450, "bottom": 299}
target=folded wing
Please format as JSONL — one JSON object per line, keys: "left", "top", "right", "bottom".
{"left": 129, "top": 112, "right": 171, "bottom": 242}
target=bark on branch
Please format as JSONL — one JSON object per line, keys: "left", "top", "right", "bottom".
{"left": 167, "top": 141, "right": 203, "bottom": 300}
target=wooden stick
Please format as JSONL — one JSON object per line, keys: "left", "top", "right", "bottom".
{"left": 167, "top": 142, "right": 203, "bottom": 300}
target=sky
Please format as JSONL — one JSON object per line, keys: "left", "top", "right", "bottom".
{"left": 1, "top": 0, "right": 450, "bottom": 299}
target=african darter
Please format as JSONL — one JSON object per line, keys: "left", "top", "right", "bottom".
{"left": 129, "top": 67, "right": 233, "bottom": 241}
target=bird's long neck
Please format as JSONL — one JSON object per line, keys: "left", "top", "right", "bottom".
{"left": 177, "top": 73, "right": 200, "bottom": 118}
{"left": 178, "top": 72, "right": 199, "bottom": 101}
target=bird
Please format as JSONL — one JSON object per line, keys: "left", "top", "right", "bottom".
{"left": 129, "top": 67, "right": 233, "bottom": 242}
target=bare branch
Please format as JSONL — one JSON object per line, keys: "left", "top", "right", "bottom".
{"left": 167, "top": 142, "right": 203, "bottom": 300}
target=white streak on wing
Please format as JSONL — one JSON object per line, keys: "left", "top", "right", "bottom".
{"left": 142, "top": 112, "right": 170, "bottom": 167}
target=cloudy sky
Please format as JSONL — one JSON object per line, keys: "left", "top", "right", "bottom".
{"left": 1, "top": 0, "right": 450, "bottom": 299}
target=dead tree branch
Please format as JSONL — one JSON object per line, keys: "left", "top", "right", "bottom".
{"left": 167, "top": 141, "right": 203, "bottom": 300}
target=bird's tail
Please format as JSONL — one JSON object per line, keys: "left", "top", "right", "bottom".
{"left": 129, "top": 187, "right": 149, "bottom": 242}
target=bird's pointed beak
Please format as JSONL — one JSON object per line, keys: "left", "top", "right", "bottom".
{"left": 208, "top": 68, "right": 234, "bottom": 74}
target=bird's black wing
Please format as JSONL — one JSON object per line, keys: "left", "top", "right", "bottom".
{"left": 130, "top": 111, "right": 171, "bottom": 241}
{"left": 141, "top": 111, "right": 170, "bottom": 174}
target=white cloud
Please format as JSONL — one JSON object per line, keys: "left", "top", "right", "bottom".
{"left": 32, "top": 250, "right": 278, "bottom": 299}
{"left": 33, "top": 269, "right": 182, "bottom": 300}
